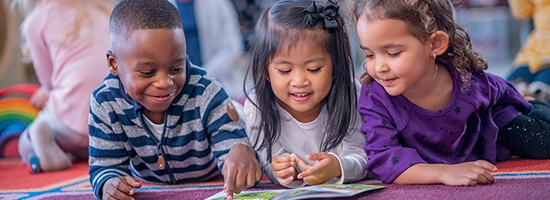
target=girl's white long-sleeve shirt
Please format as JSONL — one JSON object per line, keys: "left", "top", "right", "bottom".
{"left": 244, "top": 81, "right": 369, "bottom": 188}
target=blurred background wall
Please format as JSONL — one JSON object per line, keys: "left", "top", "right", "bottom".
{"left": 0, "top": 0, "right": 28, "bottom": 88}
{"left": 0, "top": 0, "right": 532, "bottom": 88}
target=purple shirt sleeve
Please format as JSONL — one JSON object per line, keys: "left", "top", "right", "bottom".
{"left": 358, "top": 83, "right": 426, "bottom": 184}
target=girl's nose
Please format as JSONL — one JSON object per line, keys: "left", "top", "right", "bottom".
{"left": 374, "top": 58, "right": 389, "bottom": 73}
{"left": 290, "top": 70, "right": 309, "bottom": 87}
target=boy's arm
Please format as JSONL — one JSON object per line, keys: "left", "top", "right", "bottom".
{"left": 88, "top": 94, "right": 133, "bottom": 199}
{"left": 199, "top": 82, "right": 252, "bottom": 169}
{"left": 200, "top": 83, "right": 261, "bottom": 199}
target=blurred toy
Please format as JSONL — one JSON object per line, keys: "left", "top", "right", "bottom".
{"left": 0, "top": 84, "right": 40, "bottom": 159}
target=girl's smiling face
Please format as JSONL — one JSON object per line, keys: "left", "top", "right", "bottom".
{"left": 108, "top": 28, "right": 187, "bottom": 122}
{"left": 357, "top": 17, "right": 436, "bottom": 97}
{"left": 267, "top": 40, "right": 333, "bottom": 123}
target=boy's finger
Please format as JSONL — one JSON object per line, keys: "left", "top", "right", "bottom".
{"left": 226, "top": 193, "right": 234, "bottom": 200}
{"left": 124, "top": 176, "right": 142, "bottom": 189}
{"left": 255, "top": 167, "right": 262, "bottom": 181}
{"left": 245, "top": 169, "right": 257, "bottom": 188}
{"left": 224, "top": 168, "right": 237, "bottom": 200}
{"left": 105, "top": 185, "right": 134, "bottom": 200}
{"left": 110, "top": 178, "right": 134, "bottom": 196}
{"left": 234, "top": 171, "right": 245, "bottom": 194}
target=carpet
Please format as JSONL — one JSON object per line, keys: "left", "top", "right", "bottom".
{"left": 0, "top": 158, "right": 549, "bottom": 200}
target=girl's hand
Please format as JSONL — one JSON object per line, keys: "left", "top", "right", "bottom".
{"left": 270, "top": 154, "right": 297, "bottom": 185}
{"left": 102, "top": 176, "right": 142, "bottom": 200}
{"left": 30, "top": 86, "right": 48, "bottom": 110}
{"left": 295, "top": 153, "right": 342, "bottom": 185}
{"left": 440, "top": 160, "right": 497, "bottom": 185}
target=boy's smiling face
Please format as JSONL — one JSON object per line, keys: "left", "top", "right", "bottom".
{"left": 108, "top": 28, "right": 187, "bottom": 122}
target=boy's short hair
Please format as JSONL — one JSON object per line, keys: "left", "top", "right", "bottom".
{"left": 110, "top": 0, "right": 182, "bottom": 37}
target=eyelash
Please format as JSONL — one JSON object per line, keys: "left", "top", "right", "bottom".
{"left": 140, "top": 71, "right": 154, "bottom": 77}
{"left": 140, "top": 67, "right": 183, "bottom": 77}
{"left": 388, "top": 52, "right": 401, "bottom": 57}
{"left": 277, "top": 68, "right": 322, "bottom": 75}
{"left": 365, "top": 52, "right": 401, "bottom": 59}
{"left": 308, "top": 68, "right": 321, "bottom": 74}
{"left": 170, "top": 67, "right": 183, "bottom": 73}
{"left": 278, "top": 70, "right": 290, "bottom": 75}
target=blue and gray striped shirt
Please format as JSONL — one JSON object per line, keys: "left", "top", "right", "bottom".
{"left": 88, "top": 63, "right": 250, "bottom": 198}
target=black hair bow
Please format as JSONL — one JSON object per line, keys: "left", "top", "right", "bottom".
{"left": 303, "top": 0, "right": 339, "bottom": 29}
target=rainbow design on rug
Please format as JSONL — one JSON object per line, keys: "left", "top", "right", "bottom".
{"left": 0, "top": 158, "right": 550, "bottom": 200}
{"left": 0, "top": 84, "right": 40, "bottom": 158}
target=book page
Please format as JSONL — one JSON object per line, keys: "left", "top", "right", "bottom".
{"left": 205, "top": 184, "right": 385, "bottom": 200}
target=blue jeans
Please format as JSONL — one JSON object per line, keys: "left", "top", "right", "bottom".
{"left": 507, "top": 66, "right": 550, "bottom": 85}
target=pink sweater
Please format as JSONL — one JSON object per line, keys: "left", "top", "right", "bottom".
{"left": 23, "top": 0, "right": 110, "bottom": 135}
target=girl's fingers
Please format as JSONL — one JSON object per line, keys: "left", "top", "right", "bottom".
{"left": 297, "top": 163, "right": 322, "bottom": 179}
{"left": 294, "top": 156, "right": 312, "bottom": 171}
{"left": 278, "top": 174, "right": 294, "bottom": 185}
{"left": 272, "top": 166, "right": 294, "bottom": 178}
{"left": 473, "top": 160, "right": 497, "bottom": 171}
{"left": 482, "top": 170, "right": 496, "bottom": 184}
{"left": 305, "top": 153, "right": 327, "bottom": 161}
{"left": 274, "top": 155, "right": 291, "bottom": 163}
{"left": 271, "top": 160, "right": 294, "bottom": 171}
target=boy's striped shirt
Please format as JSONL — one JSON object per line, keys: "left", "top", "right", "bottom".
{"left": 88, "top": 63, "right": 250, "bottom": 198}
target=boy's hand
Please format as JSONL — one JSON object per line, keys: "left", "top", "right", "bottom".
{"left": 270, "top": 153, "right": 298, "bottom": 185}
{"left": 223, "top": 144, "right": 261, "bottom": 200}
{"left": 102, "top": 176, "right": 142, "bottom": 200}
{"left": 440, "top": 160, "right": 497, "bottom": 185}
{"left": 295, "top": 153, "right": 342, "bottom": 185}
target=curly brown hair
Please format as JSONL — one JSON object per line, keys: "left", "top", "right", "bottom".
{"left": 351, "top": 0, "right": 487, "bottom": 90}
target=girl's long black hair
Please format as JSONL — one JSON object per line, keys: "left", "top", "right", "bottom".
{"left": 244, "top": 0, "right": 356, "bottom": 162}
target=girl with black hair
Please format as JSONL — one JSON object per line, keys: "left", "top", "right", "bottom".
{"left": 244, "top": 0, "right": 369, "bottom": 188}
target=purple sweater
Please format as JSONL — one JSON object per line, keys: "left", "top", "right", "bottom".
{"left": 357, "top": 66, "right": 532, "bottom": 184}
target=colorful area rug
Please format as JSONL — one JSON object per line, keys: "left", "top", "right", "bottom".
{"left": 0, "top": 157, "right": 549, "bottom": 200}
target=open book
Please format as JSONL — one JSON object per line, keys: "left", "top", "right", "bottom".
{"left": 205, "top": 184, "right": 385, "bottom": 200}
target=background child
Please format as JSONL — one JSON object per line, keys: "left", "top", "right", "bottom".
{"left": 353, "top": 0, "right": 550, "bottom": 185}
{"left": 244, "top": 0, "right": 369, "bottom": 188}
{"left": 170, "top": 0, "right": 245, "bottom": 99}
{"left": 88, "top": 0, "right": 260, "bottom": 199}
{"left": 13, "top": 0, "right": 114, "bottom": 172}
{"left": 506, "top": 0, "right": 550, "bottom": 103}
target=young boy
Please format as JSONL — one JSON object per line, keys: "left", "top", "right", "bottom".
{"left": 88, "top": 0, "right": 261, "bottom": 199}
